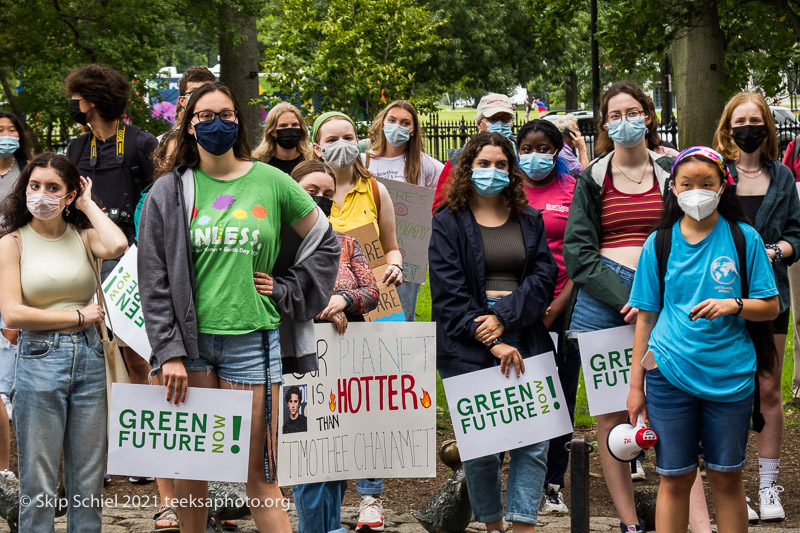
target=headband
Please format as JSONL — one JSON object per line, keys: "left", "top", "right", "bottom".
{"left": 670, "top": 146, "right": 734, "bottom": 185}
{"left": 311, "top": 111, "right": 356, "bottom": 143}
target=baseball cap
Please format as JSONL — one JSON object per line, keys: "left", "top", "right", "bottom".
{"left": 476, "top": 93, "right": 513, "bottom": 121}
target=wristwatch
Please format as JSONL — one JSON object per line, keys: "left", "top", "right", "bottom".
{"left": 490, "top": 338, "right": 503, "bottom": 347}
{"left": 733, "top": 297, "right": 744, "bottom": 316}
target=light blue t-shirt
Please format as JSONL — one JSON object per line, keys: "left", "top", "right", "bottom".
{"left": 629, "top": 216, "right": 778, "bottom": 402}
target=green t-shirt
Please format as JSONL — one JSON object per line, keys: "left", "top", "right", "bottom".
{"left": 190, "top": 161, "right": 315, "bottom": 334}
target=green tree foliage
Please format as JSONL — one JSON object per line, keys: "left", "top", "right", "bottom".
{"left": 262, "top": 0, "right": 445, "bottom": 119}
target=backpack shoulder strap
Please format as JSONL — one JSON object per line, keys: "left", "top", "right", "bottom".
{"left": 370, "top": 177, "right": 381, "bottom": 217}
{"left": 654, "top": 225, "right": 672, "bottom": 305}
{"left": 727, "top": 219, "right": 749, "bottom": 296}
{"left": 794, "top": 135, "right": 800, "bottom": 165}
{"left": 65, "top": 132, "right": 91, "bottom": 165}
{"left": 122, "top": 124, "right": 144, "bottom": 194}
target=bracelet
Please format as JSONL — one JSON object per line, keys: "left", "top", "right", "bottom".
{"left": 490, "top": 338, "right": 503, "bottom": 347}
{"left": 390, "top": 263, "right": 403, "bottom": 272}
{"left": 766, "top": 243, "right": 782, "bottom": 265}
{"left": 733, "top": 297, "right": 744, "bottom": 316}
{"left": 76, "top": 310, "right": 84, "bottom": 326}
{"left": 340, "top": 293, "right": 353, "bottom": 309}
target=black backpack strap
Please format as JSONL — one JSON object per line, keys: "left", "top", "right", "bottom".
{"left": 122, "top": 124, "right": 144, "bottom": 195}
{"left": 65, "top": 132, "right": 91, "bottom": 166}
{"left": 794, "top": 135, "right": 800, "bottom": 166}
{"left": 654, "top": 225, "right": 672, "bottom": 306}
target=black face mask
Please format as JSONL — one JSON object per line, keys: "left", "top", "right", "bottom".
{"left": 312, "top": 195, "right": 333, "bottom": 218}
{"left": 731, "top": 125, "right": 767, "bottom": 154}
{"left": 275, "top": 128, "right": 303, "bottom": 150}
{"left": 69, "top": 99, "right": 88, "bottom": 126}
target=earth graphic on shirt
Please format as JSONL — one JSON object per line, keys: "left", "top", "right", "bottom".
{"left": 710, "top": 256, "right": 738, "bottom": 284}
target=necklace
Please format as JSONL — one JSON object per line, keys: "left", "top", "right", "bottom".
{"left": 736, "top": 164, "right": 762, "bottom": 178}
{"left": 613, "top": 159, "right": 649, "bottom": 185}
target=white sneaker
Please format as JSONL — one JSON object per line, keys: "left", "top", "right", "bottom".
{"left": 1, "top": 394, "right": 12, "bottom": 421}
{"left": 630, "top": 459, "right": 646, "bottom": 481}
{"left": 747, "top": 497, "right": 759, "bottom": 523}
{"left": 356, "top": 496, "right": 384, "bottom": 532}
{"left": 0, "top": 470, "right": 15, "bottom": 481}
{"left": 758, "top": 484, "right": 785, "bottom": 522}
{"left": 540, "top": 483, "right": 569, "bottom": 514}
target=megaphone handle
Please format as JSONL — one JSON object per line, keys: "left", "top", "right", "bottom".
{"left": 636, "top": 414, "right": 645, "bottom": 427}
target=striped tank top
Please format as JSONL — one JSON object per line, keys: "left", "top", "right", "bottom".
{"left": 600, "top": 170, "right": 663, "bottom": 248}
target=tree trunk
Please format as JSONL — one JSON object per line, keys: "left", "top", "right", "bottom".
{"left": 671, "top": 3, "right": 726, "bottom": 149}
{"left": 219, "top": 9, "right": 261, "bottom": 147}
{"left": 565, "top": 71, "right": 579, "bottom": 110}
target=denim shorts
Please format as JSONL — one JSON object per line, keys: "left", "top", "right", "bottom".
{"left": 568, "top": 257, "right": 635, "bottom": 338}
{"left": 645, "top": 367, "right": 752, "bottom": 476}
{"left": 151, "top": 329, "right": 282, "bottom": 385}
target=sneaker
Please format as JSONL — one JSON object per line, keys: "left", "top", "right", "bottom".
{"left": 758, "top": 484, "right": 785, "bottom": 522}
{"left": 1, "top": 394, "right": 11, "bottom": 421}
{"left": 747, "top": 497, "right": 759, "bottom": 523}
{"left": 128, "top": 476, "right": 156, "bottom": 484}
{"left": 630, "top": 459, "right": 646, "bottom": 481}
{"left": 103, "top": 471, "right": 111, "bottom": 487}
{"left": 0, "top": 470, "right": 15, "bottom": 480}
{"left": 356, "top": 496, "right": 384, "bottom": 532}
{"left": 540, "top": 483, "right": 569, "bottom": 514}
{"left": 619, "top": 520, "right": 645, "bottom": 533}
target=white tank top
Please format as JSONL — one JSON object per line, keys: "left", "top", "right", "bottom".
{"left": 19, "top": 223, "right": 96, "bottom": 311}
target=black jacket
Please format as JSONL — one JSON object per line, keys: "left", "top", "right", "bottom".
{"left": 430, "top": 205, "right": 558, "bottom": 373}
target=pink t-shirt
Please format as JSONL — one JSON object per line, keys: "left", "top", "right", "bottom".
{"left": 525, "top": 174, "right": 575, "bottom": 297}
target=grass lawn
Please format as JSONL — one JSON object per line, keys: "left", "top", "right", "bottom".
{"left": 419, "top": 269, "right": 799, "bottom": 431}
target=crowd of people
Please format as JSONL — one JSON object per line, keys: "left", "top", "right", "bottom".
{"left": 0, "top": 61, "right": 798, "bottom": 533}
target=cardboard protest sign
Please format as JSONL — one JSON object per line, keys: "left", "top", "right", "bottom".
{"left": 277, "top": 322, "right": 437, "bottom": 485}
{"left": 108, "top": 384, "right": 252, "bottom": 482}
{"left": 346, "top": 224, "right": 404, "bottom": 322}
{"left": 377, "top": 178, "right": 433, "bottom": 284}
{"left": 443, "top": 352, "right": 572, "bottom": 461}
{"left": 101, "top": 245, "right": 150, "bottom": 361}
{"left": 576, "top": 325, "right": 636, "bottom": 416}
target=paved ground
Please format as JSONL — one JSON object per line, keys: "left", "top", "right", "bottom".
{"left": 0, "top": 505, "right": 791, "bottom": 532}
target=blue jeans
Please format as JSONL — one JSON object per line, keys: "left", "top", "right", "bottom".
{"left": 568, "top": 256, "right": 635, "bottom": 338}
{"left": 293, "top": 481, "right": 348, "bottom": 533}
{"left": 396, "top": 281, "right": 421, "bottom": 322}
{"left": 0, "top": 313, "right": 15, "bottom": 395}
{"left": 13, "top": 327, "right": 107, "bottom": 532}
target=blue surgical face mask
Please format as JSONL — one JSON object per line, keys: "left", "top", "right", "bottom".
{"left": 383, "top": 123, "right": 411, "bottom": 146}
{"left": 193, "top": 117, "right": 239, "bottom": 156}
{"left": 0, "top": 136, "right": 19, "bottom": 158}
{"left": 519, "top": 152, "right": 555, "bottom": 180}
{"left": 606, "top": 116, "right": 647, "bottom": 148}
{"left": 486, "top": 121, "right": 512, "bottom": 139}
{"left": 471, "top": 167, "right": 510, "bottom": 197}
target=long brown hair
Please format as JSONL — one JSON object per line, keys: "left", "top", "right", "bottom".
{"left": 366, "top": 100, "right": 424, "bottom": 185}
{"left": 712, "top": 92, "right": 778, "bottom": 162}
{"left": 312, "top": 116, "right": 373, "bottom": 183}
{"left": 253, "top": 102, "right": 312, "bottom": 162}
{"left": 595, "top": 81, "right": 663, "bottom": 155}
{"left": 446, "top": 132, "right": 528, "bottom": 219}
{"left": 0, "top": 153, "right": 92, "bottom": 235}
{"left": 168, "top": 82, "right": 251, "bottom": 171}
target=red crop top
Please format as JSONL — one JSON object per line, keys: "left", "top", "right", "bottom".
{"left": 600, "top": 170, "right": 663, "bottom": 248}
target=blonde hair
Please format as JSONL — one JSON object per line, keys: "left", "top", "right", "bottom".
{"left": 312, "top": 116, "right": 373, "bottom": 182}
{"left": 252, "top": 102, "right": 312, "bottom": 162}
{"left": 366, "top": 100, "right": 424, "bottom": 185}
{"left": 713, "top": 92, "right": 778, "bottom": 161}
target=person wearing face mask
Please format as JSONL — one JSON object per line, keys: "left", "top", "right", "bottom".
{"left": 515, "top": 119, "right": 579, "bottom": 514}
{"left": 430, "top": 131, "right": 558, "bottom": 533}
{"left": 432, "top": 93, "right": 516, "bottom": 212}
{"left": 551, "top": 115, "right": 590, "bottom": 177}
{"left": 253, "top": 102, "right": 313, "bottom": 175}
{"left": 712, "top": 91, "right": 800, "bottom": 523}
{"left": 627, "top": 146, "right": 780, "bottom": 533}
{"left": 138, "top": 82, "right": 339, "bottom": 533}
{"left": 563, "top": 81, "right": 674, "bottom": 533}
{"left": 309, "top": 111, "right": 401, "bottom": 532}
{"left": 362, "top": 100, "right": 443, "bottom": 322}
{"left": 0, "top": 153, "right": 128, "bottom": 532}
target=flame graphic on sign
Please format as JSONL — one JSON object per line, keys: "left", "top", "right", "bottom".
{"left": 420, "top": 388, "right": 432, "bottom": 408}
{"left": 329, "top": 390, "right": 336, "bottom": 412}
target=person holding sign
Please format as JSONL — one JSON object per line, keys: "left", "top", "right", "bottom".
{"left": 562, "top": 82, "right": 673, "bottom": 533}
{"left": 0, "top": 153, "right": 128, "bottom": 532}
{"left": 712, "top": 92, "right": 800, "bottom": 522}
{"left": 627, "top": 146, "right": 780, "bottom": 532}
{"left": 362, "top": 100, "right": 443, "bottom": 321}
{"left": 430, "top": 131, "right": 558, "bottom": 532}
{"left": 138, "top": 83, "right": 333, "bottom": 533}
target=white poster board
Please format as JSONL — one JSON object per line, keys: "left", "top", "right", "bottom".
{"left": 277, "top": 322, "right": 437, "bottom": 485}
{"left": 377, "top": 178, "right": 434, "bottom": 284}
{"left": 101, "top": 245, "right": 151, "bottom": 360}
{"left": 576, "top": 325, "right": 636, "bottom": 416}
{"left": 443, "top": 352, "right": 572, "bottom": 462}
{"left": 108, "top": 384, "right": 253, "bottom": 482}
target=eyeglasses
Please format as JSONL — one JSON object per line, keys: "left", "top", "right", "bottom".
{"left": 193, "top": 110, "right": 237, "bottom": 123}
{"left": 607, "top": 110, "right": 645, "bottom": 123}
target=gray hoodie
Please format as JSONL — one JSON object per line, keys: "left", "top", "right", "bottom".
{"left": 138, "top": 165, "right": 340, "bottom": 373}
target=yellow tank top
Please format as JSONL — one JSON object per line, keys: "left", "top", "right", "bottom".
{"left": 329, "top": 177, "right": 380, "bottom": 235}
{"left": 19, "top": 223, "right": 96, "bottom": 311}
